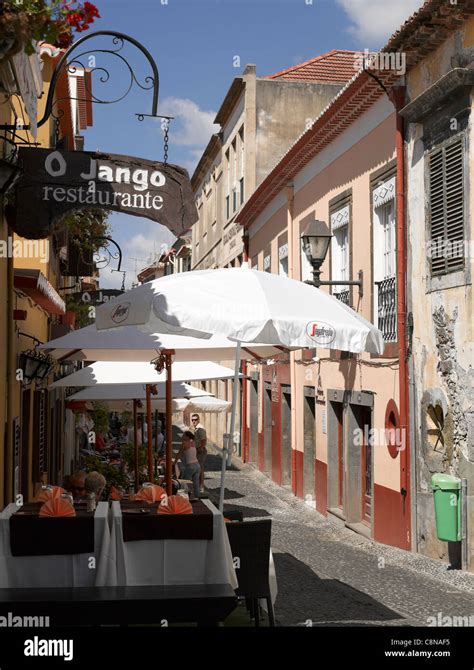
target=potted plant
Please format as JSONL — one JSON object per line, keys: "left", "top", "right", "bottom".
{"left": 0, "top": 0, "right": 100, "bottom": 60}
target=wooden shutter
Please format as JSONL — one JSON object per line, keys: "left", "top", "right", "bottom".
{"left": 429, "top": 138, "right": 465, "bottom": 276}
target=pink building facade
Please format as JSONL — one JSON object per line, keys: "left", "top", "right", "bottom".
{"left": 238, "top": 68, "right": 412, "bottom": 550}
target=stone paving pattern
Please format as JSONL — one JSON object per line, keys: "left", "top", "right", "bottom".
{"left": 203, "top": 450, "right": 474, "bottom": 627}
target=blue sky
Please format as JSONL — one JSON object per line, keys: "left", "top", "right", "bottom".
{"left": 80, "top": 0, "right": 423, "bottom": 289}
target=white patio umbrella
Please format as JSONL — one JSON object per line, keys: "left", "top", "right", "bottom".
{"left": 66, "top": 382, "right": 230, "bottom": 413}
{"left": 49, "top": 360, "right": 240, "bottom": 388}
{"left": 54, "top": 361, "right": 239, "bottom": 491}
{"left": 187, "top": 396, "right": 232, "bottom": 413}
{"left": 66, "top": 382, "right": 213, "bottom": 412}
{"left": 39, "top": 323, "right": 287, "bottom": 497}
{"left": 95, "top": 265, "right": 384, "bottom": 510}
{"left": 66, "top": 381, "right": 212, "bottom": 401}
{"left": 95, "top": 266, "right": 383, "bottom": 353}
{"left": 38, "top": 323, "right": 285, "bottom": 362}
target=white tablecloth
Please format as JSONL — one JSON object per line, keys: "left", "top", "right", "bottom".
{"left": 0, "top": 502, "right": 113, "bottom": 588}
{"left": 108, "top": 499, "right": 238, "bottom": 588}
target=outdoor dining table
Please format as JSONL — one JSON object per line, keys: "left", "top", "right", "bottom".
{"left": 0, "top": 502, "right": 113, "bottom": 588}
{"left": 107, "top": 498, "right": 238, "bottom": 588}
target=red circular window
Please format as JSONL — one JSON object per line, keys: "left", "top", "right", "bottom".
{"left": 385, "top": 399, "right": 400, "bottom": 459}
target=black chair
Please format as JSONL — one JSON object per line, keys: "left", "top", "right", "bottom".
{"left": 226, "top": 519, "right": 275, "bottom": 626}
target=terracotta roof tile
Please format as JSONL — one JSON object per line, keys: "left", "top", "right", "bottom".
{"left": 264, "top": 50, "right": 361, "bottom": 83}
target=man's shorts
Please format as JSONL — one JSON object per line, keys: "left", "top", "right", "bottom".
{"left": 197, "top": 448, "right": 207, "bottom": 470}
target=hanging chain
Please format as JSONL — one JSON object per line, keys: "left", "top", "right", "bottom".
{"left": 54, "top": 116, "right": 61, "bottom": 147}
{"left": 162, "top": 119, "right": 170, "bottom": 165}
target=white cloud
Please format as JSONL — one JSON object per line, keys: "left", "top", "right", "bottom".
{"left": 336, "top": 0, "right": 425, "bottom": 46}
{"left": 159, "top": 97, "right": 219, "bottom": 147}
{"left": 98, "top": 222, "right": 175, "bottom": 291}
{"left": 157, "top": 97, "right": 219, "bottom": 175}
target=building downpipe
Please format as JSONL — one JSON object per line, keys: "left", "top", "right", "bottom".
{"left": 392, "top": 86, "right": 412, "bottom": 547}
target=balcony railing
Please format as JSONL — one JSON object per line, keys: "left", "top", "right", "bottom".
{"left": 376, "top": 276, "right": 397, "bottom": 342}
{"left": 334, "top": 289, "right": 350, "bottom": 306}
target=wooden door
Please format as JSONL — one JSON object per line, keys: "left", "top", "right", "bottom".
{"left": 263, "top": 387, "right": 272, "bottom": 473}
{"left": 335, "top": 403, "right": 344, "bottom": 509}
{"left": 303, "top": 391, "right": 316, "bottom": 502}
{"left": 249, "top": 380, "right": 258, "bottom": 463}
{"left": 281, "top": 390, "right": 292, "bottom": 486}
{"left": 359, "top": 406, "right": 373, "bottom": 524}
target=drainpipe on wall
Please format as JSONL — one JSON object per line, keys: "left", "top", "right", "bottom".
{"left": 392, "top": 86, "right": 412, "bottom": 546}
{"left": 285, "top": 183, "right": 298, "bottom": 493}
{"left": 408, "top": 336, "right": 418, "bottom": 552}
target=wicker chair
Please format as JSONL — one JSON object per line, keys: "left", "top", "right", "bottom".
{"left": 226, "top": 519, "right": 275, "bottom": 626}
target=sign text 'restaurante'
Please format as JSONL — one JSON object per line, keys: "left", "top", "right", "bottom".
{"left": 13, "top": 148, "right": 198, "bottom": 239}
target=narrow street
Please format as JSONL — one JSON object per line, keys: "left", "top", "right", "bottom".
{"left": 204, "top": 448, "right": 474, "bottom": 627}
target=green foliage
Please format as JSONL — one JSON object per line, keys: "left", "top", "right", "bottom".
{"left": 120, "top": 443, "right": 161, "bottom": 486}
{"left": 120, "top": 411, "right": 133, "bottom": 429}
{"left": 91, "top": 401, "right": 109, "bottom": 435}
{"left": 121, "top": 443, "right": 147, "bottom": 473}
{"left": 63, "top": 208, "right": 112, "bottom": 252}
{"left": 65, "top": 294, "right": 94, "bottom": 328}
{"left": 82, "top": 456, "right": 130, "bottom": 499}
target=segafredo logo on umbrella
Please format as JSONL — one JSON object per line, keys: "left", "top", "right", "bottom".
{"left": 111, "top": 302, "right": 131, "bottom": 324}
{"left": 306, "top": 321, "right": 336, "bottom": 346}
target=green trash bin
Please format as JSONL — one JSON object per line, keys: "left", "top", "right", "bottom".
{"left": 431, "top": 473, "right": 462, "bottom": 542}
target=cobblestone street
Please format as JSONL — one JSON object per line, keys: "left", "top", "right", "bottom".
{"left": 204, "top": 449, "right": 474, "bottom": 627}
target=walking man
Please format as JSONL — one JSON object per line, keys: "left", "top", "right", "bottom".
{"left": 191, "top": 413, "right": 207, "bottom": 492}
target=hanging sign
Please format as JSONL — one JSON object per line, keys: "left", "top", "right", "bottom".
{"left": 12, "top": 148, "right": 198, "bottom": 239}
{"left": 76, "top": 289, "right": 123, "bottom": 305}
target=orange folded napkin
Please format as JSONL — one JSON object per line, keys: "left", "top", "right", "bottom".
{"left": 130, "top": 484, "right": 166, "bottom": 503}
{"left": 109, "top": 486, "right": 122, "bottom": 501}
{"left": 36, "top": 486, "right": 66, "bottom": 503}
{"left": 157, "top": 495, "right": 193, "bottom": 515}
{"left": 39, "top": 497, "right": 76, "bottom": 517}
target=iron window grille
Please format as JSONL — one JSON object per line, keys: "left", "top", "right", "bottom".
{"left": 375, "top": 276, "right": 397, "bottom": 342}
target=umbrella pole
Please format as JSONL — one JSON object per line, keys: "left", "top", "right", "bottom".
{"left": 164, "top": 351, "right": 174, "bottom": 496}
{"left": 146, "top": 385, "right": 154, "bottom": 482}
{"left": 133, "top": 399, "right": 139, "bottom": 492}
{"left": 219, "top": 340, "right": 241, "bottom": 512}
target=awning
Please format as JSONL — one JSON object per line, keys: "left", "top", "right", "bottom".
{"left": 14, "top": 269, "right": 65, "bottom": 315}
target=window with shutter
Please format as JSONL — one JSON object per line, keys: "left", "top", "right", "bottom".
{"left": 429, "top": 137, "right": 465, "bottom": 276}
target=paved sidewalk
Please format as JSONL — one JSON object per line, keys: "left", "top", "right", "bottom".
{"left": 204, "top": 447, "right": 474, "bottom": 627}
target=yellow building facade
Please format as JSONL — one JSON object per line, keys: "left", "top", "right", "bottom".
{"left": 1, "top": 45, "right": 91, "bottom": 506}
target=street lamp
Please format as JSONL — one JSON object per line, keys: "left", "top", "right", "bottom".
{"left": 301, "top": 219, "right": 363, "bottom": 297}
{"left": 301, "top": 219, "right": 332, "bottom": 287}
{"left": 18, "top": 350, "right": 55, "bottom": 385}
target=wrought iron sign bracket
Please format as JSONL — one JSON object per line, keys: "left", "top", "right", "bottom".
{"left": 0, "top": 30, "right": 165, "bottom": 132}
